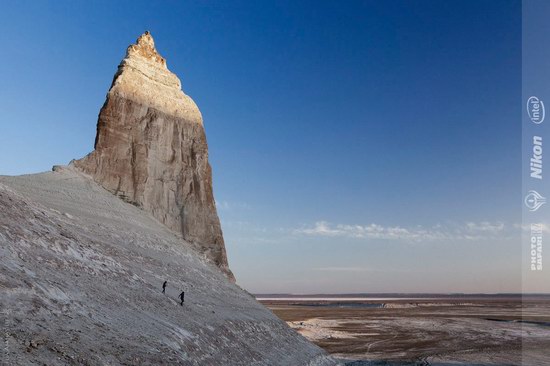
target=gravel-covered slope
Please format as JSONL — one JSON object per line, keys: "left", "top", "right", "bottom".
{"left": 0, "top": 167, "right": 338, "bottom": 366}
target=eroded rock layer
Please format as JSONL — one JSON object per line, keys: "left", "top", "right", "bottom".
{"left": 73, "top": 32, "right": 232, "bottom": 279}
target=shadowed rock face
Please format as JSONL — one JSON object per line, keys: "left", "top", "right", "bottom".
{"left": 73, "top": 32, "right": 232, "bottom": 280}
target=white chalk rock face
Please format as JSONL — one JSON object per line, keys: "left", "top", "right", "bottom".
{"left": 0, "top": 169, "right": 339, "bottom": 365}
{"left": 73, "top": 32, "right": 232, "bottom": 279}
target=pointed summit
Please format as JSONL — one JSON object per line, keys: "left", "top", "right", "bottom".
{"left": 73, "top": 33, "right": 233, "bottom": 280}
{"left": 107, "top": 31, "right": 201, "bottom": 124}
{"left": 126, "top": 31, "right": 166, "bottom": 66}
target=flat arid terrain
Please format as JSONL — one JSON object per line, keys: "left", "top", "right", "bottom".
{"left": 259, "top": 295, "right": 550, "bottom": 365}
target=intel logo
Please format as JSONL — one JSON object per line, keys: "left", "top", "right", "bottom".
{"left": 527, "top": 96, "right": 545, "bottom": 124}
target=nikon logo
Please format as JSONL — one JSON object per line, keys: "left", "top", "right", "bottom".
{"left": 531, "top": 136, "right": 542, "bottom": 180}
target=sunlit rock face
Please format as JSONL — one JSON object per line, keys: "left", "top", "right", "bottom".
{"left": 73, "top": 32, "right": 233, "bottom": 280}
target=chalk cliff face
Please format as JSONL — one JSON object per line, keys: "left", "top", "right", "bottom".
{"left": 73, "top": 32, "right": 232, "bottom": 279}
{"left": 0, "top": 31, "right": 340, "bottom": 365}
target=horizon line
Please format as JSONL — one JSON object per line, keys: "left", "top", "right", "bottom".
{"left": 253, "top": 292, "right": 550, "bottom": 296}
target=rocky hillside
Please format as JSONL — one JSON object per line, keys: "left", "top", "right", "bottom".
{"left": 0, "top": 168, "right": 337, "bottom": 365}
{"left": 0, "top": 32, "right": 339, "bottom": 365}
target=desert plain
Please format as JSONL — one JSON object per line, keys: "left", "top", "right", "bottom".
{"left": 260, "top": 295, "right": 550, "bottom": 365}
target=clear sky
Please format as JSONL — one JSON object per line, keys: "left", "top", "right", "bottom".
{"left": 0, "top": 1, "right": 524, "bottom": 293}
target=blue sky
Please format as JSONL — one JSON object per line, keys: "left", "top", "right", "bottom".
{"left": 0, "top": 1, "right": 523, "bottom": 293}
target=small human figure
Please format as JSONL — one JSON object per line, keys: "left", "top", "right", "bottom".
{"left": 162, "top": 281, "right": 167, "bottom": 294}
{"left": 179, "top": 291, "right": 185, "bottom": 306}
